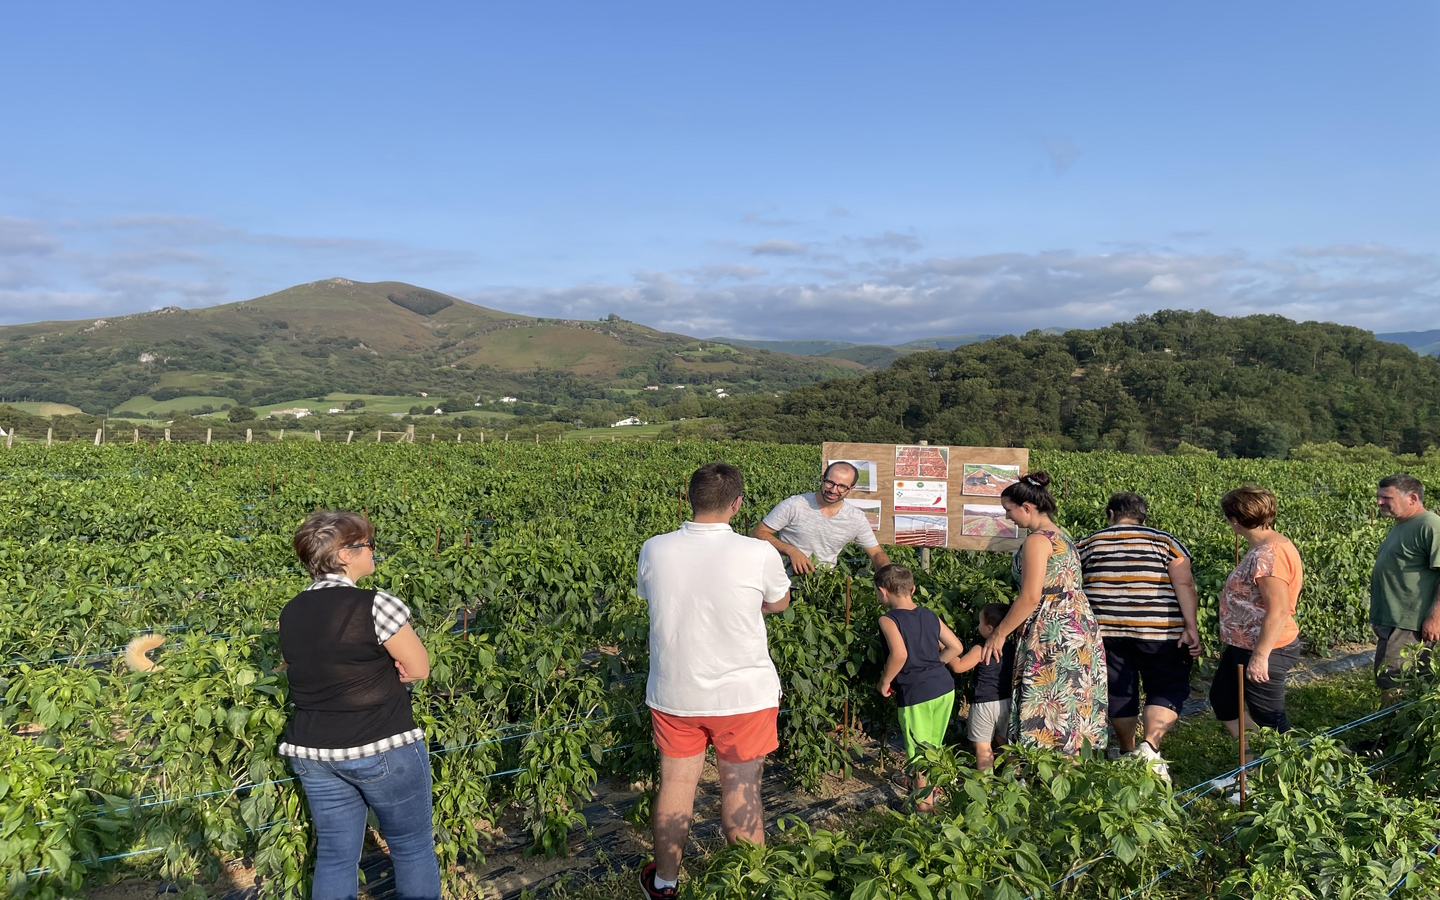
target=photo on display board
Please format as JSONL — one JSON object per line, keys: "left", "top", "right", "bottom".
{"left": 961, "top": 503, "right": 1022, "bottom": 539}
{"left": 961, "top": 463, "right": 1021, "bottom": 497}
{"left": 828, "top": 459, "right": 877, "bottom": 492}
{"left": 894, "top": 480, "right": 947, "bottom": 513}
{"left": 894, "top": 445, "right": 949, "bottom": 479}
{"left": 894, "top": 514, "right": 948, "bottom": 547}
{"left": 844, "top": 498, "right": 882, "bottom": 531}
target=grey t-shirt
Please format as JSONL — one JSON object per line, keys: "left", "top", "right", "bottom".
{"left": 762, "top": 493, "right": 879, "bottom": 566}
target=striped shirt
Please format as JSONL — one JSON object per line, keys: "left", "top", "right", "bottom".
{"left": 1076, "top": 525, "right": 1190, "bottom": 641}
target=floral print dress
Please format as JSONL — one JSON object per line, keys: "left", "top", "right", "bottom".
{"left": 1009, "top": 528, "right": 1109, "bottom": 755}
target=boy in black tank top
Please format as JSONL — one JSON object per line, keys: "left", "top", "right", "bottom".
{"left": 952, "top": 603, "right": 1016, "bottom": 770}
{"left": 875, "top": 565, "right": 964, "bottom": 811}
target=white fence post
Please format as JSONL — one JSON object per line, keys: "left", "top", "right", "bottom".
{"left": 346, "top": 430, "right": 354, "bottom": 444}
{"left": 164, "top": 428, "right": 170, "bottom": 442}
{"left": 133, "top": 429, "right": 139, "bottom": 443}
{"left": 46, "top": 428, "right": 52, "bottom": 446}
{"left": 315, "top": 429, "right": 321, "bottom": 442}
{"left": 246, "top": 428, "right": 253, "bottom": 444}
{"left": 94, "top": 428, "right": 102, "bottom": 446}
{"left": 206, "top": 428, "right": 212, "bottom": 445}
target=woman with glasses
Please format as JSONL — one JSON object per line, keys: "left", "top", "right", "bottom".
{"left": 280, "top": 510, "right": 440, "bottom": 900}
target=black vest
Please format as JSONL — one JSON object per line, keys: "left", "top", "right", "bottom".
{"left": 883, "top": 606, "right": 956, "bottom": 707}
{"left": 279, "top": 585, "right": 416, "bottom": 749}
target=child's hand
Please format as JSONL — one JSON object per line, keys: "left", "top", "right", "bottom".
{"left": 877, "top": 680, "right": 892, "bottom": 698}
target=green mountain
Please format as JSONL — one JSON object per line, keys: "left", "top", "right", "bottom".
{"left": 710, "top": 337, "right": 859, "bottom": 356}
{"left": 0, "top": 278, "right": 862, "bottom": 413}
{"left": 1378, "top": 330, "right": 1440, "bottom": 357}
{"left": 715, "top": 310, "right": 1440, "bottom": 457}
{"left": 713, "top": 332, "right": 1003, "bottom": 370}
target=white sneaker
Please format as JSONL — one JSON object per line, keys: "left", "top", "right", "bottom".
{"left": 1131, "top": 742, "right": 1171, "bottom": 785}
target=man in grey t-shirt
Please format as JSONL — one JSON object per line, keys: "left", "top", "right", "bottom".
{"left": 751, "top": 461, "right": 890, "bottom": 574}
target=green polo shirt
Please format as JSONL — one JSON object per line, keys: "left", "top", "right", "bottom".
{"left": 1370, "top": 510, "right": 1440, "bottom": 632}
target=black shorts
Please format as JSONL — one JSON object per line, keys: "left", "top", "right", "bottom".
{"left": 1104, "top": 637, "right": 1194, "bottom": 719}
{"left": 1209, "top": 640, "right": 1301, "bottom": 732}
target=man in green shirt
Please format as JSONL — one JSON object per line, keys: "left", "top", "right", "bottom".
{"left": 1370, "top": 473, "right": 1440, "bottom": 693}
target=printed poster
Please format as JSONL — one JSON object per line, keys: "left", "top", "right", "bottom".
{"left": 894, "top": 514, "right": 948, "bottom": 547}
{"left": 894, "top": 480, "right": 948, "bottom": 513}
{"left": 844, "top": 498, "right": 882, "bottom": 532}
{"left": 961, "top": 463, "right": 1021, "bottom": 497}
{"left": 894, "top": 445, "right": 949, "bottom": 479}
{"left": 828, "top": 459, "right": 878, "bottom": 492}
{"left": 961, "top": 503, "right": 1022, "bottom": 539}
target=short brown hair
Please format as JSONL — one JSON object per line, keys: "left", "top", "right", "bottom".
{"left": 1220, "top": 486, "right": 1277, "bottom": 529}
{"left": 688, "top": 462, "right": 744, "bottom": 515}
{"left": 874, "top": 564, "right": 915, "bottom": 596}
{"left": 1379, "top": 474, "right": 1425, "bottom": 503}
{"left": 294, "top": 510, "right": 374, "bottom": 578}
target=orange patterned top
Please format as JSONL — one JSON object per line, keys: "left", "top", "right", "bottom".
{"left": 1219, "top": 537, "right": 1302, "bottom": 650}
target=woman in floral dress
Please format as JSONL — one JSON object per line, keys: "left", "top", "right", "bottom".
{"left": 982, "top": 472, "right": 1109, "bottom": 755}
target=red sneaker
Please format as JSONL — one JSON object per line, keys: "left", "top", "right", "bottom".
{"left": 638, "top": 861, "right": 678, "bottom": 899}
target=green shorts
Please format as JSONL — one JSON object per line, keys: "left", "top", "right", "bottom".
{"left": 897, "top": 690, "right": 955, "bottom": 761}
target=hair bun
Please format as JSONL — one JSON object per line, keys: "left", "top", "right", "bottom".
{"left": 1023, "top": 471, "right": 1051, "bottom": 489}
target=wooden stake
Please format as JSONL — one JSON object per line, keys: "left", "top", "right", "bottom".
{"left": 1237, "top": 663, "right": 1247, "bottom": 811}
{"left": 434, "top": 526, "right": 441, "bottom": 558}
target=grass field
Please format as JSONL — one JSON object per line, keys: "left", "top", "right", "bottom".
{"left": 112, "top": 395, "right": 239, "bottom": 416}
{"left": 4, "top": 401, "right": 85, "bottom": 416}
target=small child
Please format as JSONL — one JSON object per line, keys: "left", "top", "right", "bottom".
{"left": 875, "top": 564, "right": 964, "bottom": 810}
{"left": 951, "top": 603, "right": 1016, "bottom": 770}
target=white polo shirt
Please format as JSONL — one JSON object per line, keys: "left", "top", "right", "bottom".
{"left": 638, "top": 521, "right": 791, "bottom": 717}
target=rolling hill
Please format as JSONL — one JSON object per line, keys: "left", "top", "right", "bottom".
{"left": 712, "top": 332, "right": 1012, "bottom": 370}
{"left": 713, "top": 310, "right": 1440, "bottom": 456}
{"left": 0, "top": 278, "right": 863, "bottom": 413}
{"left": 1378, "top": 330, "right": 1440, "bottom": 358}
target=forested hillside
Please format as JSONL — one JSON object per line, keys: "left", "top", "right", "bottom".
{"left": 717, "top": 310, "right": 1440, "bottom": 457}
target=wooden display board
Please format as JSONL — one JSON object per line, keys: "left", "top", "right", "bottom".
{"left": 820, "top": 442, "right": 1030, "bottom": 552}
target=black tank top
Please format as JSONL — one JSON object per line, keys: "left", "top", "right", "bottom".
{"left": 883, "top": 606, "right": 956, "bottom": 708}
{"left": 279, "top": 585, "right": 416, "bottom": 750}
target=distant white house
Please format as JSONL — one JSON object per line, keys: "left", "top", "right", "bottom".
{"left": 328, "top": 408, "right": 344, "bottom": 414}
{"left": 432, "top": 408, "right": 444, "bottom": 415}
{"left": 499, "top": 397, "right": 518, "bottom": 403}
{"left": 644, "top": 385, "right": 659, "bottom": 390}
{"left": 715, "top": 391, "right": 729, "bottom": 398}
{"left": 672, "top": 385, "right": 686, "bottom": 389}
{"left": 0, "top": 426, "right": 6, "bottom": 437}
{"left": 611, "top": 416, "right": 644, "bottom": 427}
{"left": 270, "top": 407, "right": 312, "bottom": 419}
{"left": 419, "top": 392, "right": 428, "bottom": 398}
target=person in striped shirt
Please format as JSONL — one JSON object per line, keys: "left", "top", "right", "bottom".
{"left": 1076, "top": 493, "right": 1201, "bottom": 778}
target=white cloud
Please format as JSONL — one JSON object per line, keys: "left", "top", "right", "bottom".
{"left": 464, "top": 245, "right": 1440, "bottom": 343}
{"left": 750, "top": 240, "right": 809, "bottom": 256}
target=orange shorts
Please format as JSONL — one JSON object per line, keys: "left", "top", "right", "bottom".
{"left": 649, "top": 706, "right": 779, "bottom": 763}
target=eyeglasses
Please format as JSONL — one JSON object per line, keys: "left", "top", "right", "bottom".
{"left": 343, "top": 540, "right": 376, "bottom": 551}
{"left": 822, "top": 479, "right": 855, "bottom": 493}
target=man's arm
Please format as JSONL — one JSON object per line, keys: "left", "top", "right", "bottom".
{"left": 1422, "top": 580, "right": 1440, "bottom": 642}
{"left": 1424, "top": 526, "right": 1440, "bottom": 642}
{"left": 751, "top": 520, "right": 815, "bottom": 574}
{"left": 762, "top": 592, "right": 791, "bottom": 616}
{"left": 864, "top": 543, "right": 892, "bottom": 571}
{"left": 1168, "top": 556, "right": 1202, "bottom": 657}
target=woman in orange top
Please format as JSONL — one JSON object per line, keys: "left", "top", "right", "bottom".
{"left": 1209, "top": 486, "right": 1303, "bottom": 741}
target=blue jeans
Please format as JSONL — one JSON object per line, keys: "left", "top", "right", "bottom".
{"left": 288, "top": 741, "right": 441, "bottom": 900}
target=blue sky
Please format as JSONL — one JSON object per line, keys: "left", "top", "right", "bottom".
{"left": 1, "top": 1, "right": 1436, "bottom": 341}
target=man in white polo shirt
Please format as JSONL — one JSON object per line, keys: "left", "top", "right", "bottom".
{"left": 752, "top": 461, "right": 891, "bottom": 574}
{"left": 636, "top": 462, "right": 792, "bottom": 900}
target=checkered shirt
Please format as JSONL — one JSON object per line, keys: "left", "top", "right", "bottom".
{"left": 278, "top": 573, "right": 422, "bottom": 761}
